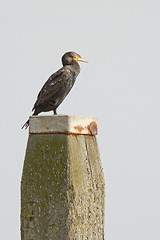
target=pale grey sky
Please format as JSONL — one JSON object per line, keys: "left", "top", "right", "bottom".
{"left": 1, "top": 0, "right": 160, "bottom": 239}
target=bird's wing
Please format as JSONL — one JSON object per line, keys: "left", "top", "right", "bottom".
{"left": 32, "top": 67, "right": 71, "bottom": 110}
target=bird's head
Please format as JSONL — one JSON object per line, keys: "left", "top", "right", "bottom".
{"left": 62, "top": 51, "right": 88, "bottom": 66}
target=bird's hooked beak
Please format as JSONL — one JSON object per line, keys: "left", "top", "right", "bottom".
{"left": 75, "top": 56, "right": 89, "bottom": 63}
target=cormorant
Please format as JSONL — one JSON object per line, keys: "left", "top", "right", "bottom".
{"left": 22, "top": 51, "right": 88, "bottom": 129}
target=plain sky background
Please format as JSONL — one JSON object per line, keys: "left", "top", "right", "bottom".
{"left": 1, "top": 0, "right": 160, "bottom": 239}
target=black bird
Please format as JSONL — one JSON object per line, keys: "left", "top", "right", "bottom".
{"left": 22, "top": 51, "right": 88, "bottom": 129}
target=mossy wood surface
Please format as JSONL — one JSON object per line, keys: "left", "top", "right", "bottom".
{"left": 21, "top": 134, "right": 105, "bottom": 240}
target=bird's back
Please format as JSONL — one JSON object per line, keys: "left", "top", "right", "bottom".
{"left": 32, "top": 65, "right": 79, "bottom": 115}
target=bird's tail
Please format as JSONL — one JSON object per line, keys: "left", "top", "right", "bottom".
{"left": 21, "top": 119, "right": 29, "bottom": 130}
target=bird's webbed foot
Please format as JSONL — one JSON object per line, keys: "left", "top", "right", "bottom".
{"left": 53, "top": 109, "right": 57, "bottom": 115}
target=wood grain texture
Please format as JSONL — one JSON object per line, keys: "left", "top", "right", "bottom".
{"left": 21, "top": 131, "right": 104, "bottom": 239}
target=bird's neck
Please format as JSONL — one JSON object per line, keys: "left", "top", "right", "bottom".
{"left": 64, "top": 61, "right": 80, "bottom": 76}
{"left": 72, "top": 61, "right": 80, "bottom": 70}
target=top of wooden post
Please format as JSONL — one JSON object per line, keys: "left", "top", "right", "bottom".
{"left": 29, "top": 115, "right": 98, "bottom": 135}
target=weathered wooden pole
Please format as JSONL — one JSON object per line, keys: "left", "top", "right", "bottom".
{"left": 21, "top": 115, "right": 105, "bottom": 240}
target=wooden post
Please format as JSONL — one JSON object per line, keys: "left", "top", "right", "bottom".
{"left": 21, "top": 115, "right": 105, "bottom": 240}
